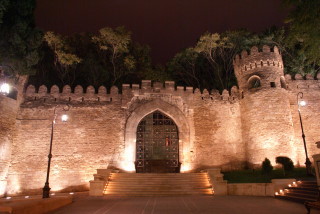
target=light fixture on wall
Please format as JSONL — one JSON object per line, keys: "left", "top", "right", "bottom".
{"left": 0, "top": 67, "right": 11, "bottom": 95}
{"left": 297, "top": 92, "right": 312, "bottom": 175}
{"left": 43, "top": 104, "right": 70, "bottom": 198}
{"left": 0, "top": 65, "right": 18, "bottom": 98}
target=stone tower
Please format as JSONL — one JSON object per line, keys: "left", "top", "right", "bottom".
{"left": 233, "top": 46, "right": 296, "bottom": 166}
{"left": 0, "top": 76, "right": 27, "bottom": 196}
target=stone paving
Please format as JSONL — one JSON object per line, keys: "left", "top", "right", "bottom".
{"left": 51, "top": 196, "right": 306, "bottom": 214}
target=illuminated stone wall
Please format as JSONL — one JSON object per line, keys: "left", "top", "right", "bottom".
{"left": 286, "top": 75, "right": 320, "bottom": 166}
{"left": 7, "top": 102, "right": 125, "bottom": 195}
{"left": 1, "top": 46, "right": 320, "bottom": 196}
{"left": 192, "top": 89, "right": 244, "bottom": 170}
{"left": 234, "top": 46, "right": 296, "bottom": 166}
{"left": 0, "top": 76, "right": 27, "bottom": 197}
{"left": 5, "top": 80, "right": 245, "bottom": 195}
{"left": 0, "top": 96, "right": 19, "bottom": 197}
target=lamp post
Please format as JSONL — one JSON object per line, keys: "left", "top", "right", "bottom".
{"left": 43, "top": 105, "right": 70, "bottom": 198}
{"left": 297, "top": 92, "right": 312, "bottom": 175}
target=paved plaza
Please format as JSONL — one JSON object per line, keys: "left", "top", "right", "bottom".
{"left": 51, "top": 195, "right": 306, "bottom": 214}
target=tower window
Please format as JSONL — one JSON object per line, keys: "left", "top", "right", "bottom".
{"left": 270, "top": 82, "right": 276, "bottom": 88}
{"left": 248, "top": 76, "right": 261, "bottom": 89}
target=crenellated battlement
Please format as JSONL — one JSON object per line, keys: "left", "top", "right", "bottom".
{"left": 25, "top": 84, "right": 120, "bottom": 103}
{"left": 233, "top": 45, "right": 283, "bottom": 78}
{"left": 23, "top": 81, "right": 240, "bottom": 106}
{"left": 285, "top": 73, "right": 320, "bottom": 90}
{"left": 285, "top": 73, "right": 320, "bottom": 81}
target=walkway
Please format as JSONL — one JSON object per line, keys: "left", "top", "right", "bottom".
{"left": 51, "top": 195, "right": 306, "bottom": 214}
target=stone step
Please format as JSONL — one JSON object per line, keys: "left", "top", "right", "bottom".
{"left": 285, "top": 188, "right": 319, "bottom": 194}
{"left": 108, "top": 180, "right": 209, "bottom": 183}
{"left": 110, "top": 175, "right": 207, "bottom": 178}
{"left": 107, "top": 183, "right": 210, "bottom": 186}
{"left": 104, "top": 173, "right": 212, "bottom": 196}
{"left": 275, "top": 195, "right": 317, "bottom": 203}
{"left": 110, "top": 177, "right": 208, "bottom": 180}
{"left": 285, "top": 192, "right": 318, "bottom": 199}
{"left": 111, "top": 173, "right": 207, "bottom": 178}
{"left": 105, "top": 193, "right": 213, "bottom": 197}
{"left": 110, "top": 177, "right": 208, "bottom": 179}
{"left": 106, "top": 187, "right": 212, "bottom": 190}
{"left": 275, "top": 179, "right": 319, "bottom": 204}
{"left": 108, "top": 183, "right": 211, "bottom": 186}
{"left": 106, "top": 189, "right": 211, "bottom": 192}
{"left": 105, "top": 190, "right": 212, "bottom": 194}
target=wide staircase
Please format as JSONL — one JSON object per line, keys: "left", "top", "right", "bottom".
{"left": 103, "top": 173, "right": 213, "bottom": 196}
{"left": 275, "top": 180, "right": 319, "bottom": 203}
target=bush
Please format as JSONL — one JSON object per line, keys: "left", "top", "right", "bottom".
{"left": 262, "top": 158, "right": 273, "bottom": 174}
{"left": 276, "top": 156, "right": 294, "bottom": 175}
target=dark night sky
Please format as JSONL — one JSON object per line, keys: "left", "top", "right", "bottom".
{"left": 35, "top": 0, "right": 287, "bottom": 64}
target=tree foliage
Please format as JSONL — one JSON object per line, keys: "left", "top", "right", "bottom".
{"left": 262, "top": 158, "right": 273, "bottom": 174}
{"left": 193, "top": 33, "right": 234, "bottom": 90}
{"left": 282, "top": 0, "right": 320, "bottom": 75}
{"left": 0, "top": 0, "right": 42, "bottom": 75}
{"left": 29, "top": 26, "right": 156, "bottom": 88}
{"left": 167, "top": 48, "right": 201, "bottom": 89}
{"left": 27, "top": 0, "right": 319, "bottom": 89}
{"left": 168, "top": 30, "right": 268, "bottom": 91}
{"left": 276, "top": 156, "right": 294, "bottom": 175}
{"left": 43, "top": 31, "right": 81, "bottom": 85}
{"left": 92, "top": 27, "right": 136, "bottom": 85}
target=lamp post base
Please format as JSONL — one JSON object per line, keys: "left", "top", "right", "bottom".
{"left": 305, "top": 158, "right": 313, "bottom": 176}
{"left": 43, "top": 183, "right": 51, "bottom": 198}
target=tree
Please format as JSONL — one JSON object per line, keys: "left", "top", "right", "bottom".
{"left": 68, "top": 33, "right": 109, "bottom": 88}
{"left": 167, "top": 48, "right": 201, "bottom": 89}
{"left": 262, "top": 158, "right": 273, "bottom": 174}
{"left": 282, "top": 0, "right": 320, "bottom": 75}
{"left": 92, "top": 26, "right": 136, "bottom": 86}
{"left": 0, "top": 0, "right": 42, "bottom": 75}
{"left": 193, "top": 33, "right": 233, "bottom": 90}
{"left": 276, "top": 156, "right": 294, "bottom": 176}
{"left": 44, "top": 31, "right": 82, "bottom": 85}
{"left": 0, "top": 0, "right": 9, "bottom": 24}
{"left": 168, "top": 30, "right": 259, "bottom": 91}
{"left": 29, "top": 28, "right": 157, "bottom": 88}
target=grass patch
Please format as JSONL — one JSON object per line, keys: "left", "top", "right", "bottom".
{"left": 222, "top": 168, "right": 313, "bottom": 183}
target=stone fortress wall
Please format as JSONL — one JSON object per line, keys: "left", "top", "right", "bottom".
{"left": 0, "top": 46, "right": 319, "bottom": 196}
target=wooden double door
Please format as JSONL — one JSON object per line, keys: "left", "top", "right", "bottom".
{"left": 135, "top": 111, "right": 180, "bottom": 173}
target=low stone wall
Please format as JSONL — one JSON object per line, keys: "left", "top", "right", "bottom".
{"left": 227, "top": 179, "right": 296, "bottom": 196}
{"left": 227, "top": 183, "right": 273, "bottom": 196}
{"left": 0, "top": 196, "right": 72, "bottom": 214}
{"left": 89, "top": 169, "right": 113, "bottom": 196}
{"left": 312, "top": 154, "right": 320, "bottom": 187}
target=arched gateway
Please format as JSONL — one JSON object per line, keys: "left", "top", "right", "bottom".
{"left": 123, "top": 99, "right": 190, "bottom": 173}
{"left": 135, "top": 111, "right": 180, "bottom": 173}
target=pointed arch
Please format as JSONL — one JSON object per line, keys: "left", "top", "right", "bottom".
{"left": 122, "top": 99, "right": 190, "bottom": 172}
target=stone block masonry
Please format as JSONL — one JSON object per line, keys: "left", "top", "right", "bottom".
{"left": 0, "top": 45, "right": 320, "bottom": 196}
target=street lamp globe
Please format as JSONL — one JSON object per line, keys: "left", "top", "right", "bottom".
{"left": 0, "top": 82, "right": 10, "bottom": 95}
{"left": 61, "top": 114, "right": 68, "bottom": 122}
{"left": 299, "top": 100, "right": 306, "bottom": 107}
